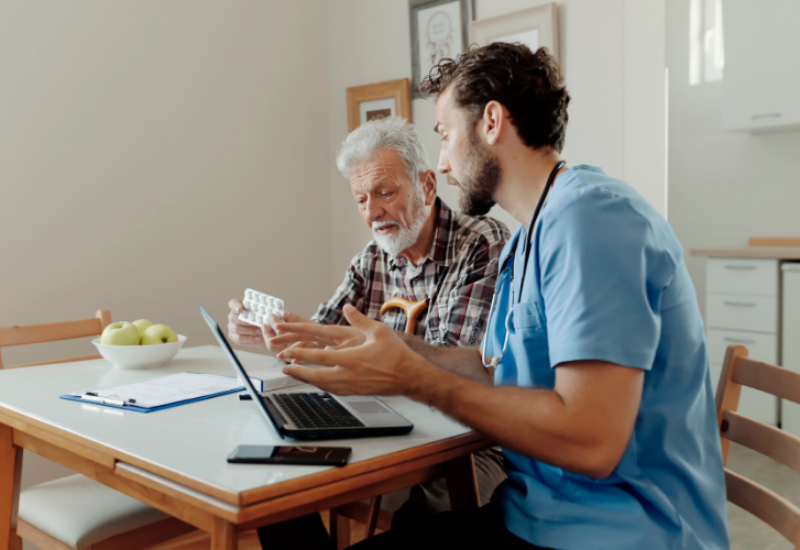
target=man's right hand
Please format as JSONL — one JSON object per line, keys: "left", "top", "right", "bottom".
{"left": 227, "top": 299, "right": 312, "bottom": 355}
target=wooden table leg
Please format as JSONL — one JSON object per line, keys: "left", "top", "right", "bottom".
{"left": 0, "top": 424, "right": 23, "bottom": 550}
{"left": 445, "top": 453, "right": 480, "bottom": 510}
{"left": 328, "top": 507, "right": 351, "bottom": 550}
{"left": 210, "top": 517, "right": 237, "bottom": 550}
{"left": 364, "top": 494, "right": 382, "bottom": 539}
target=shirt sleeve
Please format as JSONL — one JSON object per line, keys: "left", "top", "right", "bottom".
{"left": 311, "top": 254, "right": 366, "bottom": 326}
{"left": 538, "top": 189, "right": 677, "bottom": 370}
{"left": 438, "top": 234, "right": 506, "bottom": 347}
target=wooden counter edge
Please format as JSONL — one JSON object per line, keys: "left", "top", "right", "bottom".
{"left": 690, "top": 246, "right": 800, "bottom": 259}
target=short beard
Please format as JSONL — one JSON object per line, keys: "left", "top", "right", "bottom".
{"left": 372, "top": 183, "right": 430, "bottom": 255}
{"left": 450, "top": 132, "right": 501, "bottom": 216}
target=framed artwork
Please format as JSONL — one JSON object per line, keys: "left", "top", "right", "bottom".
{"left": 409, "top": 0, "right": 473, "bottom": 99}
{"left": 346, "top": 78, "right": 412, "bottom": 132}
{"left": 468, "top": 3, "right": 560, "bottom": 62}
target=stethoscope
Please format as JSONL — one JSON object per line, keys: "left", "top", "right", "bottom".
{"left": 480, "top": 160, "right": 566, "bottom": 369}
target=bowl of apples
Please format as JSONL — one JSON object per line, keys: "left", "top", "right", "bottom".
{"left": 93, "top": 319, "right": 187, "bottom": 369}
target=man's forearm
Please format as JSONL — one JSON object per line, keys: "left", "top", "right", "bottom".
{"left": 403, "top": 356, "right": 640, "bottom": 479}
{"left": 398, "top": 332, "right": 492, "bottom": 384}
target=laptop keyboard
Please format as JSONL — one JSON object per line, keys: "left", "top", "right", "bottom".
{"left": 272, "top": 393, "right": 365, "bottom": 429}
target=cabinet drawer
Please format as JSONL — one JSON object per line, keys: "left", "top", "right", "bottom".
{"left": 706, "top": 329, "right": 776, "bottom": 365}
{"left": 706, "top": 294, "right": 776, "bottom": 333}
{"left": 707, "top": 258, "right": 777, "bottom": 296}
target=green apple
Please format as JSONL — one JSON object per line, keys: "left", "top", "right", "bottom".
{"left": 132, "top": 319, "right": 153, "bottom": 337}
{"left": 100, "top": 322, "right": 141, "bottom": 346}
{"left": 141, "top": 324, "right": 179, "bottom": 345}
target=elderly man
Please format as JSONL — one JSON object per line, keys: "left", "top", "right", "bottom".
{"left": 227, "top": 116, "right": 509, "bottom": 549}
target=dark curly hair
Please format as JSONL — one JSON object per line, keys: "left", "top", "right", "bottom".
{"left": 421, "top": 43, "right": 570, "bottom": 153}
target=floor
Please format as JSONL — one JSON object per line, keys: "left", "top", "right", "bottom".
{"left": 153, "top": 442, "right": 795, "bottom": 550}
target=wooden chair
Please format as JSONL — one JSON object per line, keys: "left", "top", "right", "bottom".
{"left": 331, "top": 297, "right": 482, "bottom": 548}
{"left": 0, "top": 311, "right": 195, "bottom": 550}
{"left": 716, "top": 343, "right": 800, "bottom": 548}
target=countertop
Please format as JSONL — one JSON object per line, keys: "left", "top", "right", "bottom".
{"left": 690, "top": 246, "right": 800, "bottom": 260}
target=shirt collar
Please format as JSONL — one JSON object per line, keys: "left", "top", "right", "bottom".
{"left": 389, "top": 198, "right": 453, "bottom": 270}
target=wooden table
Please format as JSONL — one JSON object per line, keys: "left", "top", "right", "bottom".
{"left": 0, "top": 346, "right": 490, "bottom": 550}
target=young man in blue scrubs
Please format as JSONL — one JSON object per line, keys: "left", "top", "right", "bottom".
{"left": 274, "top": 43, "right": 729, "bottom": 549}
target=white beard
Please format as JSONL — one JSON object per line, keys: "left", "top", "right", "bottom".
{"left": 372, "top": 186, "right": 430, "bottom": 255}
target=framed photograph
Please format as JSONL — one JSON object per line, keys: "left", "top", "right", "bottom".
{"left": 409, "top": 0, "right": 473, "bottom": 99}
{"left": 468, "top": 3, "right": 559, "bottom": 62}
{"left": 346, "top": 78, "right": 412, "bottom": 132}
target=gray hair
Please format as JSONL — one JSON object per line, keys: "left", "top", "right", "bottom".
{"left": 336, "top": 116, "right": 430, "bottom": 186}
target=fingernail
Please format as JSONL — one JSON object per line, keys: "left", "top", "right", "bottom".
{"left": 255, "top": 337, "right": 262, "bottom": 342}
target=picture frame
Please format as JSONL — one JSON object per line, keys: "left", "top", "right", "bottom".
{"left": 468, "top": 3, "right": 559, "bottom": 62}
{"left": 346, "top": 78, "right": 412, "bottom": 132}
{"left": 409, "top": 0, "right": 473, "bottom": 99}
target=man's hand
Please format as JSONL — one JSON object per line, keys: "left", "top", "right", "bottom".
{"left": 272, "top": 317, "right": 367, "bottom": 364}
{"left": 277, "top": 304, "right": 427, "bottom": 396}
{"left": 227, "top": 299, "right": 311, "bottom": 355}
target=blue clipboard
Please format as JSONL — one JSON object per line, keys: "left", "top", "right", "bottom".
{"left": 59, "top": 372, "right": 246, "bottom": 413}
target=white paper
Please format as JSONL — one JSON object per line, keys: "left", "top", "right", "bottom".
{"left": 417, "top": 1, "right": 463, "bottom": 83}
{"left": 70, "top": 373, "right": 244, "bottom": 408}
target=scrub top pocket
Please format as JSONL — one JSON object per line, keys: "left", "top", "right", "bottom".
{"left": 496, "top": 301, "right": 554, "bottom": 389}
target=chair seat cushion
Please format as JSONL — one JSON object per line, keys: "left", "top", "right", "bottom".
{"left": 19, "top": 474, "right": 170, "bottom": 549}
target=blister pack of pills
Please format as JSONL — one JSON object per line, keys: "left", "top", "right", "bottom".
{"left": 239, "top": 288, "right": 285, "bottom": 327}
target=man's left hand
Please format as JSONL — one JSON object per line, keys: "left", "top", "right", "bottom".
{"left": 278, "top": 304, "right": 424, "bottom": 396}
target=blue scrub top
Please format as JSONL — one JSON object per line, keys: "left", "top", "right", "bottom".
{"left": 485, "top": 166, "right": 728, "bottom": 550}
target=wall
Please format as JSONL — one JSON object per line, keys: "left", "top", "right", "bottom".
{"left": 666, "top": 0, "right": 800, "bottom": 317}
{"left": 0, "top": 3, "right": 330, "bottom": 548}
{"left": 326, "top": 0, "right": 666, "bottom": 288}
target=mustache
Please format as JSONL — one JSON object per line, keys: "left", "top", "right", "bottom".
{"left": 447, "top": 175, "right": 461, "bottom": 187}
{"left": 372, "top": 221, "right": 400, "bottom": 230}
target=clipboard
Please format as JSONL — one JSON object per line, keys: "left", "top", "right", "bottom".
{"left": 60, "top": 372, "right": 255, "bottom": 413}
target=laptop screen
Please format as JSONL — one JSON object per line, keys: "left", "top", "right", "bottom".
{"left": 199, "top": 306, "right": 284, "bottom": 439}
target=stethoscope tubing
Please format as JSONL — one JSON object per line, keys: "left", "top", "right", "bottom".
{"left": 480, "top": 160, "right": 566, "bottom": 369}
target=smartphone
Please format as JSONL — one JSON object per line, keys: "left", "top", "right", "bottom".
{"left": 226, "top": 445, "right": 351, "bottom": 466}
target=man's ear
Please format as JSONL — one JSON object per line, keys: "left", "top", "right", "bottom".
{"left": 420, "top": 170, "right": 437, "bottom": 205}
{"left": 482, "top": 100, "right": 508, "bottom": 146}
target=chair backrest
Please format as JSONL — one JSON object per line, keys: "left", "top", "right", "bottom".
{"left": 716, "top": 344, "right": 800, "bottom": 549}
{"left": 0, "top": 310, "right": 112, "bottom": 369}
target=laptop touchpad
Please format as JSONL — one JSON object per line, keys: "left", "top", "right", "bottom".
{"left": 349, "top": 401, "right": 389, "bottom": 414}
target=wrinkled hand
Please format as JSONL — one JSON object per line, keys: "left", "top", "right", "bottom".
{"left": 272, "top": 319, "right": 367, "bottom": 364}
{"left": 277, "top": 304, "right": 423, "bottom": 396}
{"left": 227, "top": 298, "right": 310, "bottom": 356}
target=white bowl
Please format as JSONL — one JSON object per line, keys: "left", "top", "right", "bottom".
{"left": 92, "top": 335, "right": 187, "bottom": 370}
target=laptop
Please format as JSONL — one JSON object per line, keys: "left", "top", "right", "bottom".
{"left": 200, "top": 307, "right": 413, "bottom": 440}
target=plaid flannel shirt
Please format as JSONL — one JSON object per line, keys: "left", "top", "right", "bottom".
{"left": 312, "top": 198, "right": 510, "bottom": 347}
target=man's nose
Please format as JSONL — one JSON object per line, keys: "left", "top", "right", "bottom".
{"left": 365, "top": 198, "right": 384, "bottom": 223}
{"left": 437, "top": 149, "right": 449, "bottom": 175}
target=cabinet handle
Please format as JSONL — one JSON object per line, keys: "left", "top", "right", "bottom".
{"left": 724, "top": 301, "right": 756, "bottom": 307}
{"left": 724, "top": 265, "right": 756, "bottom": 271}
{"left": 751, "top": 113, "right": 781, "bottom": 120}
{"left": 724, "top": 337, "right": 757, "bottom": 344}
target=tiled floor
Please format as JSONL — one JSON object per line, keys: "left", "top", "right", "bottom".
{"left": 726, "top": 442, "right": 797, "bottom": 550}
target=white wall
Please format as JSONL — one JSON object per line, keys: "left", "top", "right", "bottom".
{"left": 0, "top": 3, "right": 330, "bottom": 548}
{"left": 666, "top": 0, "right": 800, "bottom": 318}
{"left": 327, "top": 0, "right": 666, "bottom": 287}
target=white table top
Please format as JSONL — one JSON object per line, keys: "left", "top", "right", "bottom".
{"left": 0, "top": 345, "right": 470, "bottom": 501}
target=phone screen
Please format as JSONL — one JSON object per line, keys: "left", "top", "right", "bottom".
{"left": 227, "top": 445, "right": 351, "bottom": 465}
